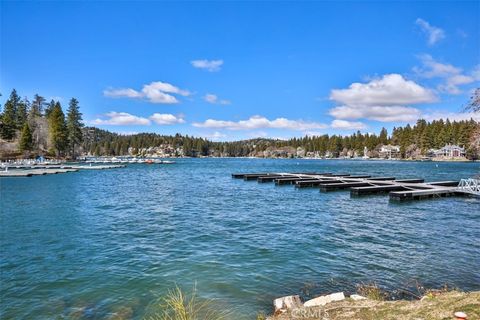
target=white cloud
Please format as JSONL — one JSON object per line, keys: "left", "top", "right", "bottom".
{"left": 191, "top": 59, "right": 224, "bottom": 72}
{"left": 92, "top": 112, "right": 186, "bottom": 126}
{"left": 204, "top": 93, "right": 231, "bottom": 105}
{"left": 330, "top": 119, "right": 367, "bottom": 130}
{"left": 330, "top": 105, "right": 421, "bottom": 122}
{"left": 328, "top": 74, "right": 435, "bottom": 122}
{"left": 422, "top": 111, "right": 480, "bottom": 122}
{"left": 304, "top": 131, "right": 325, "bottom": 137}
{"left": 93, "top": 112, "right": 151, "bottom": 126}
{"left": 415, "top": 18, "right": 445, "bottom": 45}
{"left": 414, "top": 55, "right": 478, "bottom": 94}
{"left": 142, "top": 81, "right": 190, "bottom": 103}
{"left": 413, "top": 54, "right": 461, "bottom": 78}
{"left": 193, "top": 115, "right": 328, "bottom": 131}
{"left": 438, "top": 76, "right": 476, "bottom": 94}
{"left": 104, "top": 88, "right": 143, "bottom": 99}
{"left": 204, "top": 131, "right": 227, "bottom": 141}
{"left": 103, "top": 81, "right": 190, "bottom": 104}
{"left": 330, "top": 74, "right": 436, "bottom": 106}
{"left": 149, "top": 113, "right": 185, "bottom": 125}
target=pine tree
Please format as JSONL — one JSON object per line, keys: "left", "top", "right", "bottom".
{"left": 16, "top": 98, "right": 29, "bottom": 129}
{"left": 0, "top": 89, "right": 20, "bottom": 140}
{"left": 30, "top": 94, "right": 46, "bottom": 118}
{"left": 19, "top": 122, "right": 33, "bottom": 152}
{"left": 66, "top": 98, "right": 84, "bottom": 158}
{"left": 44, "top": 100, "right": 56, "bottom": 119}
{"left": 379, "top": 127, "right": 388, "bottom": 145}
{"left": 48, "top": 102, "right": 68, "bottom": 156}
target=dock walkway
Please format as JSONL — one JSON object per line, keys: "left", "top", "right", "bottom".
{"left": 232, "top": 172, "right": 478, "bottom": 201}
{"left": 0, "top": 164, "right": 125, "bottom": 178}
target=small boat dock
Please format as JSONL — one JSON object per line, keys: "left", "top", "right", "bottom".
{"left": 232, "top": 172, "right": 480, "bottom": 201}
{"left": 0, "top": 164, "right": 125, "bottom": 178}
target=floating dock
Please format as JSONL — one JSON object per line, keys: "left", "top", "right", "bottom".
{"left": 0, "top": 168, "right": 78, "bottom": 177}
{"left": 0, "top": 164, "right": 125, "bottom": 178}
{"left": 232, "top": 172, "right": 479, "bottom": 201}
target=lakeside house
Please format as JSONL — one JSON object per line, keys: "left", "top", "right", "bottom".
{"left": 379, "top": 145, "right": 401, "bottom": 159}
{"left": 428, "top": 144, "right": 466, "bottom": 160}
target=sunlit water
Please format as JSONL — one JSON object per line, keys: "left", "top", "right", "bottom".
{"left": 1, "top": 159, "right": 479, "bottom": 319}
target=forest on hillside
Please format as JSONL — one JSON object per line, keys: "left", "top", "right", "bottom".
{"left": 82, "top": 119, "right": 479, "bottom": 159}
{"left": 1, "top": 88, "right": 479, "bottom": 160}
{"left": 0, "top": 89, "right": 83, "bottom": 159}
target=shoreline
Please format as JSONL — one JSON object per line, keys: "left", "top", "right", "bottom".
{"left": 1, "top": 155, "right": 477, "bottom": 165}
{"left": 265, "top": 290, "right": 480, "bottom": 320}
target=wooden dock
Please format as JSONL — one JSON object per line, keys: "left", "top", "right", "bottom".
{"left": 232, "top": 172, "right": 477, "bottom": 201}
{"left": 0, "top": 168, "right": 78, "bottom": 177}
{"left": 0, "top": 164, "right": 125, "bottom": 178}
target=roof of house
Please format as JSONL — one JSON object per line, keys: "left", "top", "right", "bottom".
{"left": 440, "top": 144, "right": 465, "bottom": 151}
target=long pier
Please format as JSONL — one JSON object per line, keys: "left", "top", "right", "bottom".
{"left": 0, "top": 164, "right": 125, "bottom": 178}
{"left": 232, "top": 172, "right": 478, "bottom": 201}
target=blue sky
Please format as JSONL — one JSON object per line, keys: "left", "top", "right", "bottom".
{"left": 1, "top": 1, "right": 479, "bottom": 140}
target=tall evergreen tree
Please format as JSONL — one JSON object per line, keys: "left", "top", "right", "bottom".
{"left": 30, "top": 94, "right": 46, "bottom": 118}
{"left": 19, "top": 122, "right": 33, "bottom": 152}
{"left": 0, "top": 89, "right": 20, "bottom": 140}
{"left": 379, "top": 127, "right": 388, "bottom": 145}
{"left": 16, "top": 97, "right": 29, "bottom": 129}
{"left": 48, "top": 102, "right": 68, "bottom": 156}
{"left": 44, "top": 99, "right": 56, "bottom": 119}
{"left": 66, "top": 98, "right": 84, "bottom": 158}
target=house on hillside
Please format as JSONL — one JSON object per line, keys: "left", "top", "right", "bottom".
{"left": 379, "top": 145, "right": 401, "bottom": 159}
{"left": 429, "top": 144, "right": 466, "bottom": 159}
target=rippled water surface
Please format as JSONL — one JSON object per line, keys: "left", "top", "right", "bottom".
{"left": 1, "top": 159, "right": 480, "bottom": 319}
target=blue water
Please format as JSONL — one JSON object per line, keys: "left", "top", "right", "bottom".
{"left": 1, "top": 159, "right": 479, "bottom": 319}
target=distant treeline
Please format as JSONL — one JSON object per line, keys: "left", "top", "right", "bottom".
{"left": 1, "top": 88, "right": 479, "bottom": 159}
{"left": 83, "top": 118, "right": 479, "bottom": 159}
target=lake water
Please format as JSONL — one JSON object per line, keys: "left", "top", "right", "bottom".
{"left": 1, "top": 159, "right": 479, "bottom": 319}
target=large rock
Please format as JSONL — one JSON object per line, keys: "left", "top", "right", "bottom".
{"left": 350, "top": 294, "right": 367, "bottom": 301}
{"left": 304, "top": 292, "right": 345, "bottom": 307}
{"left": 273, "top": 295, "right": 303, "bottom": 313}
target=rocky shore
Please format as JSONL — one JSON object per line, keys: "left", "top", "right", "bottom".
{"left": 266, "top": 291, "right": 480, "bottom": 320}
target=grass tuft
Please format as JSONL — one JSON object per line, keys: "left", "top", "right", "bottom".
{"left": 356, "top": 282, "right": 388, "bottom": 301}
{"left": 145, "top": 285, "right": 232, "bottom": 320}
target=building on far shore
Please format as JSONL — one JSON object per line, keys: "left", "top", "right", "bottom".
{"left": 379, "top": 145, "right": 401, "bottom": 159}
{"left": 428, "top": 144, "right": 466, "bottom": 159}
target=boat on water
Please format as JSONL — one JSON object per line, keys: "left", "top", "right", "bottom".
{"left": 145, "top": 159, "right": 176, "bottom": 164}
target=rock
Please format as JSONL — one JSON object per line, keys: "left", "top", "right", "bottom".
{"left": 454, "top": 311, "right": 468, "bottom": 319}
{"left": 108, "top": 306, "right": 133, "bottom": 320}
{"left": 273, "top": 295, "right": 303, "bottom": 313}
{"left": 304, "top": 292, "right": 345, "bottom": 307}
{"left": 350, "top": 294, "right": 367, "bottom": 300}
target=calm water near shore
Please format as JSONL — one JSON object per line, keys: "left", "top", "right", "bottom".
{"left": 1, "top": 159, "right": 479, "bottom": 319}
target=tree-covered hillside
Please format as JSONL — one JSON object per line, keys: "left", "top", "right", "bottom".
{"left": 0, "top": 89, "right": 83, "bottom": 158}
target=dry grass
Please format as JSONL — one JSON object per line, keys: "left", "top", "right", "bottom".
{"left": 268, "top": 291, "right": 480, "bottom": 320}
{"left": 145, "top": 286, "right": 232, "bottom": 320}
{"left": 356, "top": 282, "right": 388, "bottom": 301}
